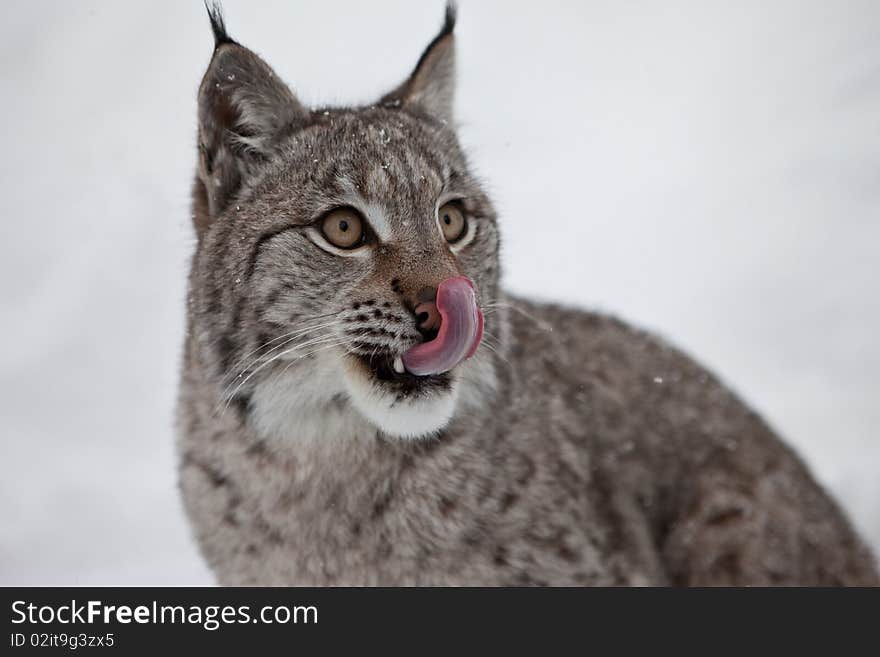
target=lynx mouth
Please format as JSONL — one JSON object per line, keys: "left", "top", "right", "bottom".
{"left": 352, "top": 351, "right": 452, "bottom": 392}
{"left": 401, "top": 276, "right": 484, "bottom": 376}
{"left": 342, "top": 349, "right": 459, "bottom": 439}
{"left": 339, "top": 277, "right": 482, "bottom": 439}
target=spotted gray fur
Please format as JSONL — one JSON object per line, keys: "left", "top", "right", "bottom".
{"left": 177, "top": 4, "right": 878, "bottom": 585}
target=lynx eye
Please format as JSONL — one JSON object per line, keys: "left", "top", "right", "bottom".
{"left": 438, "top": 202, "right": 467, "bottom": 243}
{"left": 321, "top": 208, "right": 364, "bottom": 249}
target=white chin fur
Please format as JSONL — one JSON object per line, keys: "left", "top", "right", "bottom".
{"left": 342, "top": 358, "right": 458, "bottom": 439}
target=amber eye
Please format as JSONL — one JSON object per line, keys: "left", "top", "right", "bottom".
{"left": 321, "top": 208, "right": 364, "bottom": 249}
{"left": 438, "top": 202, "right": 467, "bottom": 243}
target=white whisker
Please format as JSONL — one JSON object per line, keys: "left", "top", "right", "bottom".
{"left": 221, "top": 318, "right": 346, "bottom": 385}
{"left": 482, "top": 301, "right": 554, "bottom": 332}
{"left": 216, "top": 333, "right": 347, "bottom": 414}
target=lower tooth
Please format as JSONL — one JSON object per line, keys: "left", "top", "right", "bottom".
{"left": 393, "top": 356, "right": 405, "bottom": 374}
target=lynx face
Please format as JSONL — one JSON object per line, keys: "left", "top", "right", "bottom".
{"left": 188, "top": 6, "right": 501, "bottom": 439}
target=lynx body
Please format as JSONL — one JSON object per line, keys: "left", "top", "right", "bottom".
{"left": 177, "top": 6, "right": 878, "bottom": 585}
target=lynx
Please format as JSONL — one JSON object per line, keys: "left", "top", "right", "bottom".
{"left": 177, "top": 4, "right": 878, "bottom": 585}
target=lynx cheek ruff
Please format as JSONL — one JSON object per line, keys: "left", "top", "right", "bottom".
{"left": 401, "top": 277, "right": 484, "bottom": 376}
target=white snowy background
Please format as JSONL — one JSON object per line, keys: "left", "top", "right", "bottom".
{"left": 1, "top": 0, "right": 877, "bottom": 585}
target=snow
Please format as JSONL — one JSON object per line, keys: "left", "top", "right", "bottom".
{"left": 1, "top": 0, "right": 878, "bottom": 585}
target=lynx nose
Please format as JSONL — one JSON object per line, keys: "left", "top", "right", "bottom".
{"left": 414, "top": 286, "right": 441, "bottom": 334}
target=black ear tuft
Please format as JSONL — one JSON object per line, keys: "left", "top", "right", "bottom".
{"left": 411, "top": 2, "right": 456, "bottom": 76}
{"left": 205, "top": 1, "right": 236, "bottom": 48}
{"left": 442, "top": 2, "right": 457, "bottom": 38}
{"left": 379, "top": 2, "right": 458, "bottom": 123}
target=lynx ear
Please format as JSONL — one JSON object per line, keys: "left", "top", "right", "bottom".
{"left": 380, "top": 3, "right": 457, "bottom": 123}
{"left": 195, "top": 4, "right": 308, "bottom": 224}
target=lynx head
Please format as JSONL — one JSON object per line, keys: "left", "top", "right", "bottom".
{"left": 188, "top": 3, "right": 502, "bottom": 440}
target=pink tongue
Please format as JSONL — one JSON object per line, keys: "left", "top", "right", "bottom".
{"left": 402, "top": 276, "right": 484, "bottom": 376}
